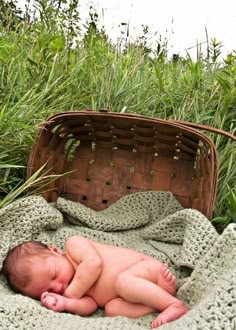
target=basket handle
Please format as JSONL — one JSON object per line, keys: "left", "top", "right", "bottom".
{"left": 168, "top": 119, "right": 236, "bottom": 141}
{"left": 88, "top": 110, "right": 236, "bottom": 141}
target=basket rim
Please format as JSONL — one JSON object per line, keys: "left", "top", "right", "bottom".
{"left": 27, "top": 110, "right": 220, "bottom": 218}
{"left": 28, "top": 109, "right": 218, "bottom": 171}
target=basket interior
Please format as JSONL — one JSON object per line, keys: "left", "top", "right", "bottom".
{"left": 27, "top": 112, "right": 217, "bottom": 218}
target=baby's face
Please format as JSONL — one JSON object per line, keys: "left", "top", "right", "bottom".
{"left": 22, "top": 253, "right": 75, "bottom": 299}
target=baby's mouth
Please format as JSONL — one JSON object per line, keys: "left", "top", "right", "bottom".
{"left": 61, "top": 285, "right": 66, "bottom": 295}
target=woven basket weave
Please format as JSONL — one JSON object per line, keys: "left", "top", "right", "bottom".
{"left": 27, "top": 110, "right": 236, "bottom": 219}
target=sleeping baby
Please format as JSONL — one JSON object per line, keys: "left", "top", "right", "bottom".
{"left": 3, "top": 235, "right": 188, "bottom": 328}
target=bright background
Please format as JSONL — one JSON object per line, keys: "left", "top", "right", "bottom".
{"left": 17, "top": 0, "right": 236, "bottom": 58}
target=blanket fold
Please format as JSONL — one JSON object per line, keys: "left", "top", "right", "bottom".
{"left": 0, "top": 191, "right": 235, "bottom": 330}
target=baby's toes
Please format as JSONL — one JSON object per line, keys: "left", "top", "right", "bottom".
{"left": 163, "top": 268, "right": 172, "bottom": 281}
{"left": 161, "top": 264, "right": 169, "bottom": 275}
{"left": 170, "top": 274, "right": 176, "bottom": 283}
{"left": 151, "top": 317, "right": 163, "bottom": 328}
{"left": 166, "top": 271, "right": 172, "bottom": 280}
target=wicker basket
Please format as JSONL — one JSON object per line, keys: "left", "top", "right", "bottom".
{"left": 27, "top": 110, "right": 236, "bottom": 219}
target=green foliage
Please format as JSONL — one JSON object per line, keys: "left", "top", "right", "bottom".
{"left": 0, "top": 0, "right": 23, "bottom": 31}
{"left": 0, "top": 164, "right": 69, "bottom": 209}
{"left": 212, "top": 187, "right": 236, "bottom": 230}
{"left": 0, "top": 0, "right": 235, "bottom": 231}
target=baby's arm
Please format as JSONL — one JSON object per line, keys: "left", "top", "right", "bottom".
{"left": 41, "top": 292, "right": 98, "bottom": 316}
{"left": 63, "top": 236, "right": 102, "bottom": 299}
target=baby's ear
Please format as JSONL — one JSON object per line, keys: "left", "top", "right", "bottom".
{"left": 47, "top": 245, "right": 63, "bottom": 256}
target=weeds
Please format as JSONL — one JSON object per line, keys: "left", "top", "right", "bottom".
{"left": 0, "top": 164, "right": 70, "bottom": 209}
{"left": 0, "top": 0, "right": 235, "bottom": 231}
{"left": 212, "top": 187, "right": 236, "bottom": 231}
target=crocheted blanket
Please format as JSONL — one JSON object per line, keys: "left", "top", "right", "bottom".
{"left": 0, "top": 191, "right": 235, "bottom": 330}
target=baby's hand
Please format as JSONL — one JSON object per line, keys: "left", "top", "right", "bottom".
{"left": 41, "top": 291, "right": 66, "bottom": 312}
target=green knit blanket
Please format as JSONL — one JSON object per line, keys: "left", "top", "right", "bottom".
{"left": 0, "top": 191, "right": 235, "bottom": 330}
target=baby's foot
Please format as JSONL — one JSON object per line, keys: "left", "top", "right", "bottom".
{"left": 151, "top": 301, "right": 189, "bottom": 328}
{"left": 157, "top": 264, "right": 176, "bottom": 296}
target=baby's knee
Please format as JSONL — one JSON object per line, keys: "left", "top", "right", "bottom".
{"left": 114, "top": 271, "right": 130, "bottom": 294}
{"left": 104, "top": 301, "right": 119, "bottom": 317}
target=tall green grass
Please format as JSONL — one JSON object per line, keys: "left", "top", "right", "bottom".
{"left": 0, "top": 0, "right": 235, "bottom": 229}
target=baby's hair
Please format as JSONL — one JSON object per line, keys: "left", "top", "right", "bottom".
{"left": 3, "top": 240, "right": 49, "bottom": 294}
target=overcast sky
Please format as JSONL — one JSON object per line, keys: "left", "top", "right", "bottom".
{"left": 17, "top": 0, "right": 236, "bottom": 58}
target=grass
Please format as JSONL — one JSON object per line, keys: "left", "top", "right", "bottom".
{"left": 0, "top": 0, "right": 235, "bottom": 230}
{"left": 0, "top": 164, "right": 68, "bottom": 209}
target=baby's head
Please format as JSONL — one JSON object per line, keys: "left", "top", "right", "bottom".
{"left": 3, "top": 240, "right": 51, "bottom": 295}
{"left": 3, "top": 240, "right": 75, "bottom": 299}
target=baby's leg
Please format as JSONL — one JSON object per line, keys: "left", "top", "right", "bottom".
{"left": 105, "top": 297, "right": 156, "bottom": 318}
{"left": 114, "top": 259, "right": 188, "bottom": 327}
{"left": 124, "top": 257, "right": 177, "bottom": 296}
{"left": 151, "top": 301, "right": 188, "bottom": 328}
